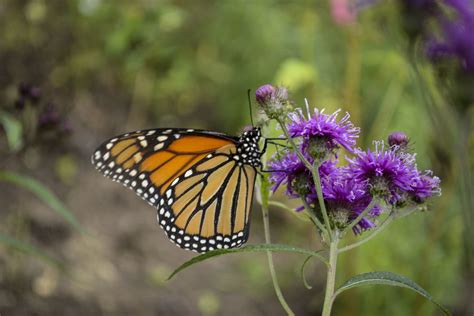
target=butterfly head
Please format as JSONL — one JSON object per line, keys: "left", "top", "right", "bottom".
{"left": 237, "top": 127, "right": 262, "bottom": 168}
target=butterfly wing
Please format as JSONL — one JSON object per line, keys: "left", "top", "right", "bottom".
{"left": 91, "top": 128, "right": 256, "bottom": 252}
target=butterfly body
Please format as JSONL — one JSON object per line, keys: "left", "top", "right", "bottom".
{"left": 92, "top": 127, "right": 262, "bottom": 253}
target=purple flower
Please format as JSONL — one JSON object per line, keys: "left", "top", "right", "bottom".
{"left": 322, "top": 172, "right": 381, "bottom": 234}
{"left": 38, "top": 104, "right": 60, "bottom": 128}
{"left": 268, "top": 151, "right": 310, "bottom": 197}
{"left": 287, "top": 108, "right": 360, "bottom": 158}
{"left": 268, "top": 151, "right": 337, "bottom": 197}
{"left": 346, "top": 142, "right": 419, "bottom": 203}
{"left": 410, "top": 171, "right": 441, "bottom": 203}
{"left": 426, "top": 0, "right": 474, "bottom": 73}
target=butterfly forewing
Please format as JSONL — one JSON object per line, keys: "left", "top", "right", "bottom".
{"left": 91, "top": 127, "right": 262, "bottom": 253}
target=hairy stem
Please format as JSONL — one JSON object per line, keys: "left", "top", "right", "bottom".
{"left": 261, "top": 201, "right": 295, "bottom": 316}
{"left": 311, "top": 161, "right": 333, "bottom": 240}
{"left": 259, "top": 126, "right": 294, "bottom": 316}
{"left": 338, "top": 212, "right": 394, "bottom": 253}
{"left": 341, "top": 199, "right": 377, "bottom": 236}
{"left": 301, "top": 198, "right": 329, "bottom": 240}
{"left": 276, "top": 118, "right": 333, "bottom": 239}
{"left": 321, "top": 237, "right": 339, "bottom": 316}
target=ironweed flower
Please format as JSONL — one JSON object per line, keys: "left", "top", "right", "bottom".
{"left": 346, "top": 142, "right": 419, "bottom": 204}
{"left": 266, "top": 92, "right": 441, "bottom": 236}
{"left": 287, "top": 108, "right": 359, "bottom": 160}
{"left": 268, "top": 151, "right": 337, "bottom": 197}
{"left": 321, "top": 171, "right": 381, "bottom": 233}
{"left": 409, "top": 171, "right": 441, "bottom": 203}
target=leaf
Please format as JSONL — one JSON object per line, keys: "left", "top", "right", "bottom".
{"left": 0, "top": 233, "right": 63, "bottom": 268}
{"left": 300, "top": 255, "right": 313, "bottom": 289}
{"left": 0, "top": 112, "right": 23, "bottom": 152}
{"left": 0, "top": 171, "right": 85, "bottom": 233}
{"left": 168, "top": 244, "right": 327, "bottom": 280}
{"left": 334, "top": 271, "right": 451, "bottom": 315}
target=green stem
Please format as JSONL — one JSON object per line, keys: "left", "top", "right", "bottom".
{"left": 321, "top": 237, "right": 339, "bottom": 316}
{"left": 261, "top": 201, "right": 295, "bottom": 316}
{"left": 276, "top": 118, "right": 333, "bottom": 239}
{"left": 341, "top": 199, "right": 377, "bottom": 237}
{"left": 301, "top": 198, "right": 329, "bottom": 240}
{"left": 259, "top": 125, "right": 294, "bottom": 316}
{"left": 277, "top": 119, "right": 313, "bottom": 170}
{"left": 338, "top": 212, "right": 394, "bottom": 253}
{"left": 311, "top": 161, "right": 333, "bottom": 239}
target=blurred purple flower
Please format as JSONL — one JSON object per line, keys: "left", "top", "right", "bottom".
{"left": 426, "top": 0, "right": 474, "bottom": 73}
{"left": 38, "top": 104, "right": 60, "bottom": 128}
{"left": 330, "top": 0, "right": 356, "bottom": 25}
{"left": 346, "top": 142, "right": 419, "bottom": 203}
{"left": 17, "top": 82, "right": 41, "bottom": 104}
{"left": 287, "top": 108, "right": 359, "bottom": 157}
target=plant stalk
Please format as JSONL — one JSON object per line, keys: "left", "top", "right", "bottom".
{"left": 276, "top": 118, "right": 333, "bottom": 239}
{"left": 338, "top": 212, "right": 394, "bottom": 253}
{"left": 311, "top": 162, "right": 333, "bottom": 239}
{"left": 261, "top": 201, "right": 295, "bottom": 316}
{"left": 322, "top": 237, "right": 339, "bottom": 316}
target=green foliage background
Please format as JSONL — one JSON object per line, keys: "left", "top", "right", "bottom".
{"left": 0, "top": 0, "right": 470, "bottom": 315}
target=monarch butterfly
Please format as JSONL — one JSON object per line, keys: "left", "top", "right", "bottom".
{"left": 91, "top": 127, "right": 263, "bottom": 253}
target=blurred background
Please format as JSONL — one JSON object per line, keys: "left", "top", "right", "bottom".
{"left": 0, "top": 0, "right": 472, "bottom": 315}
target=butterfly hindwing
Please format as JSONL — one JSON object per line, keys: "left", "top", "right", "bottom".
{"left": 91, "top": 127, "right": 261, "bottom": 253}
{"left": 156, "top": 149, "right": 257, "bottom": 252}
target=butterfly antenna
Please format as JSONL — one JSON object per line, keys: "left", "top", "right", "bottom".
{"left": 247, "top": 89, "right": 255, "bottom": 127}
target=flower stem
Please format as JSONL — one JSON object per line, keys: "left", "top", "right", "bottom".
{"left": 341, "top": 199, "right": 377, "bottom": 236}
{"left": 301, "top": 198, "right": 329, "bottom": 240}
{"left": 311, "top": 162, "right": 333, "bottom": 240}
{"left": 261, "top": 201, "right": 295, "bottom": 316}
{"left": 258, "top": 127, "right": 294, "bottom": 316}
{"left": 338, "top": 212, "right": 394, "bottom": 253}
{"left": 276, "top": 118, "right": 333, "bottom": 240}
{"left": 321, "top": 237, "right": 339, "bottom": 316}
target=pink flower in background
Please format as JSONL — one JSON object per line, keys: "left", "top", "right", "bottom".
{"left": 330, "top": 0, "right": 355, "bottom": 25}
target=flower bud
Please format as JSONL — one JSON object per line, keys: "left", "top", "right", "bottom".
{"left": 255, "top": 84, "right": 291, "bottom": 120}
{"left": 388, "top": 131, "right": 409, "bottom": 148}
{"left": 255, "top": 84, "right": 275, "bottom": 106}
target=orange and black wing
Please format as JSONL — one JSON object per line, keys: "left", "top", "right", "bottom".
{"left": 91, "top": 128, "right": 256, "bottom": 252}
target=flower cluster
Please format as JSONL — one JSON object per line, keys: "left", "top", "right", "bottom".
{"left": 260, "top": 85, "right": 441, "bottom": 235}
{"left": 426, "top": 0, "right": 474, "bottom": 74}
{"left": 1, "top": 83, "right": 73, "bottom": 152}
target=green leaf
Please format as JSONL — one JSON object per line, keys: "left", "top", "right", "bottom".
{"left": 168, "top": 244, "right": 327, "bottom": 280}
{"left": 0, "top": 171, "right": 85, "bottom": 233}
{"left": 334, "top": 271, "right": 451, "bottom": 315}
{"left": 300, "top": 255, "right": 313, "bottom": 289}
{"left": 0, "top": 233, "right": 63, "bottom": 268}
{"left": 0, "top": 112, "right": 23, "bottom": 152}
